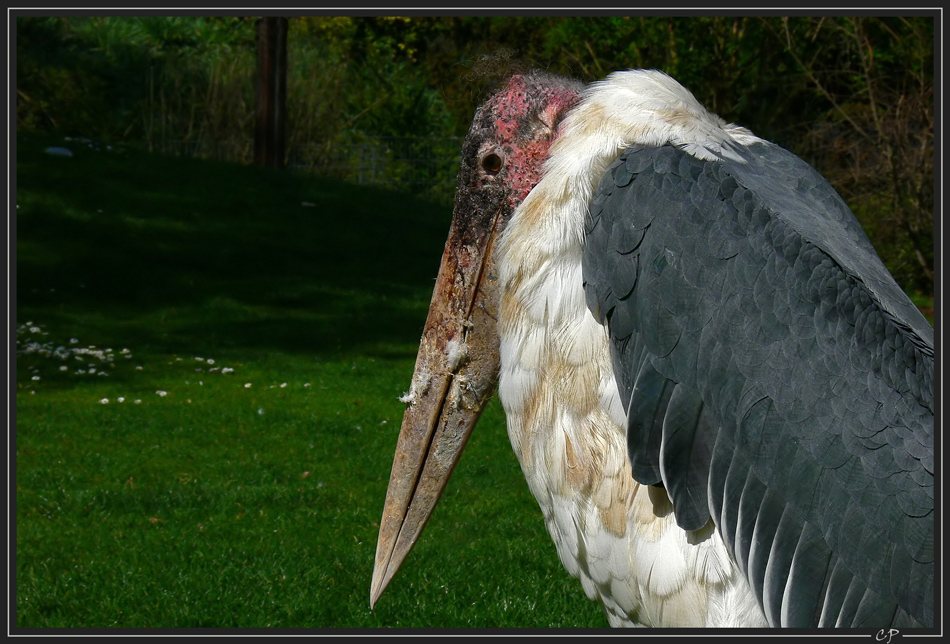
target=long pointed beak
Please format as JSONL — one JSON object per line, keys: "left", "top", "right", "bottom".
{"left": 370, "top": 197, "right": 505, "bottom": 608}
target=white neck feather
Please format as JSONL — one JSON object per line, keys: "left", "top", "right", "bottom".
{"left": 505, "top": 69, "right": 761, "bottom": 259}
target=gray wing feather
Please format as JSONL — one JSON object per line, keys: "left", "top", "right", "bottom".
{"left": 582, "top": 141, "right": 934, "bottom": 628}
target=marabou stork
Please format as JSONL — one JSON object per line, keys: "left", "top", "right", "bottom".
{"left": 370, "top": 69, "right": 934, "bottom": 628}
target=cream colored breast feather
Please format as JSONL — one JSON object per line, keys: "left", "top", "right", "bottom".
{"left": 495, "top": 69, "right": 768, "bottom": 628}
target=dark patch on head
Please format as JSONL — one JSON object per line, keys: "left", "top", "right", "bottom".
{"left": 459, "top": 49, "right": 532, "bottom": 106}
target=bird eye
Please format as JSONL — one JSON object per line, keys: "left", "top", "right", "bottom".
{"left": 481, "top": 152, "right": 503, "bottom": 175}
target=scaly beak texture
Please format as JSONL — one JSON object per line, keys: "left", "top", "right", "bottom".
{"left": 370, "top": 197, "right": 505, "bottom": 608}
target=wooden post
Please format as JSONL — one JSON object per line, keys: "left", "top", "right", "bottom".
{"left": 255, "top": 17, "right": 287, "bottom": 168}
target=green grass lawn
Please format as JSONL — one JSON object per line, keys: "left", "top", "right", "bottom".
{"left": 14, "top": 133, "right": 608, "bottom": 630}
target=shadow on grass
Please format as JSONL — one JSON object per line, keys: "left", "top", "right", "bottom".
{"left": 16, "top": 132, "right": 453, "bottom": 360}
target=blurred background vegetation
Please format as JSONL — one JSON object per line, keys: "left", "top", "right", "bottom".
{"left": 15, "top": 15, "right": 934, "bottom": 301}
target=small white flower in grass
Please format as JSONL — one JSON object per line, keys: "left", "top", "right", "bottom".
{"left": 134, "top": 399, "right": 142, "bottom": 404}
{"left": 100, "top": 398, "right": 109, "bottom": 404}
{"left": 156, "top": 390, "right": 167, "bottom": 397}
{"left": 206, "top": 359, "right": 214, "bottom": 365}
{"left": 120, "top": 348, "right": 130, "bottom": 355}
{"left": 30, "top": 326, "right": 40, "bottom": 334}
{"left": 117, "top": 397, "right": 125, "bottom": 403}
{"left": 59, "top": 366, "right": 68, "bottom": 371}
{"left": 199, "top": 381, "right": 203, "bottom": 386}
{"left": 221, "top": 367, "right": 233, "bottom": 374}
{"left": 135, "top": 366, "right": 143, "bottom": 371}
{"left": 258, "top": 408, "right": 265, "bottom": 415}
{"left": 69, "top": 338, "right": 78, "bottom": 344}
{"left": 244, "top": 383, "right": 252, "bottom": 388}
{"left": 280, "top": 383, "right": 287, "bottom": 388}
{"left": 32, "top": 376, "right": 40, "bottom": 381}
{"left": 195, "top": 357, "right": 204, "bottom": 361}
{"left": 304, "top": 383, "right": 311, "bottom": 388}
{"left": 88, "top": 368, "right": 96, "bottom": 374}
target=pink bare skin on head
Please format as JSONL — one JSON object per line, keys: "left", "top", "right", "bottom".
{"left": 458, "top": 72, "right": 584, "bottom": 213}
{"left": 477, "top": 73, "right": 583, "bottom": 205}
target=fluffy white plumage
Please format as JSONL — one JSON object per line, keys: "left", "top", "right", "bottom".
{"left": 496, "top": 69, "right": 768, "bottom": 627}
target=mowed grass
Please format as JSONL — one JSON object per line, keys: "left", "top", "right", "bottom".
{"left": 14, "top": 133, "right": 608, "bottom": 630}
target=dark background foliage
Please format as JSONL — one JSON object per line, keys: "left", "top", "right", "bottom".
{"left": 15, "top": 14, "right": 935, "bottom": 297}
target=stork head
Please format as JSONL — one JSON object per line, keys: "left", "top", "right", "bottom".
{"left": 371, "top": 72, "right": 582, "bottom": 608}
